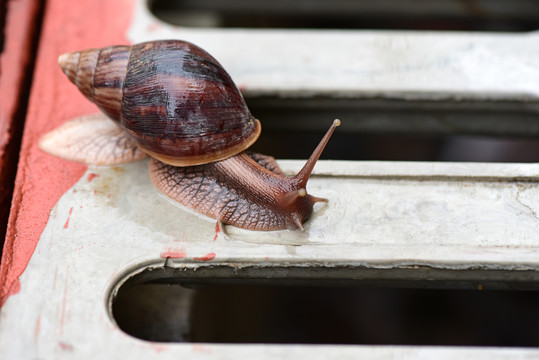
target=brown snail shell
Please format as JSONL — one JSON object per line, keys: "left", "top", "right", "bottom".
{"left": 57, "top": 40, "right": 261, "bottom": 166}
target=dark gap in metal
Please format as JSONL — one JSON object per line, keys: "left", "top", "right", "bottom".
{"left": 0, "top": 0, "right": 7, "bottom": 53}
{"left": 244, "top": 98, "right": 539, "bottom": 163}
{"left": 149, "top": 0, "right": 539, "bottom": 32}
{"left": 112, "top": 281, "right": 539, "bottom": 345}
{"left": 250, "top": 131, "right": 539, "bottom": 163}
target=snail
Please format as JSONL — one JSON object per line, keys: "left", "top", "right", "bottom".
{"left": 40, "top": 40, "right": 340, "bottom": 231}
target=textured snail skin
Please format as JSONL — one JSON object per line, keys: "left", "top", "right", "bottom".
{"left": 151, "top": 153, "right": 321, "bottom": 230}
{"left": 58, "top": 40, "right": 261, "bottom": 166}
{"left": 151, "top": 121, "right": 340, "bottom": 231}
{"left": 50, "top": 40, "right": 340, "bottom": 231}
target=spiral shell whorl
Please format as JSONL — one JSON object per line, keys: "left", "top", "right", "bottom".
{"left": 57, "top": 51, "right": 80, "bottom": 84}
{"left": 58, "top": 46, "right": 130, "bottom": 121}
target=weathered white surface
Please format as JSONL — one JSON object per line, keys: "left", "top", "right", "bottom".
{"left": 127, "top": 0, "right": 539, "bottom": 102}
{"left": 3, "top": 2, "right": 539, "bottom": 357}
{"left": 0, "top": 159, "right": 538, "bottom": 358}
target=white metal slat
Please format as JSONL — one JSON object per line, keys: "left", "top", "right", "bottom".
{"left": 0, "top": 160, "right": 538, "bottom": 358}
{"left": 130, "top": 2, "right": 539, "bottom": 101}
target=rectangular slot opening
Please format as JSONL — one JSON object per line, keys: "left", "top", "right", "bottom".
{"left": 245, "top": 98, "right": 539, "bottom": 163}
{"left": 112, "top": 282, "right": 539, "bottom": 345}
{"left": 149, "top": 0, "right": 539, "bottom": 31}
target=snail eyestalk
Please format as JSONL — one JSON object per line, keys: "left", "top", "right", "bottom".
{"left": 294, "top": 119, "right": 341, "bottom": 188}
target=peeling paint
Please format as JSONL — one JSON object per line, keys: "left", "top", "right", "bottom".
{"left": 160, "top": 249, "right": 187, "bottom": 259}
{"left": 213, "top": 221, "right": 221, "bottom": 242}
{"left": 194, "top": 253, "right": 216, "bottom": 262}
{"left": 63, "top": 207, "right": 73, "bottom": 229}
{"left": 58, "top": 342, "right": 73, "bottom": 351}
{"left": 87, "top": 173, "right": 99, "bottom": 182}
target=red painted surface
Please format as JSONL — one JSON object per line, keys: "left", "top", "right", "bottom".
{"left": 194, "top": 252, "right": 216, "bottom": 262}
{"left": 0, "top": 0, "right": 136, "bottom": 307}
{"left": 0, "top": 0, "right": 41, "bottom": 259}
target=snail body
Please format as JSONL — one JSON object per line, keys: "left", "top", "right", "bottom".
{"left": 40, "top": 40, "right": 339, "bottom": 231}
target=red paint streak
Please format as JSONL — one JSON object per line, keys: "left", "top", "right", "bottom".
{"left": 146, "top": 22, "right": 162, "bottom": 33}
{"left": 213, "top": 221, "right": 221, "bottom": 242}
{"left": 60, "top": 266, "right": 69, "bottom": 335}
{"left": 107, "top": 194, "right": 111, "bottom": 199}
{"left": 58, "top": 342, "right": 74, "bottom": 351}
{"left": 63, "top": 207, "right": 73, "bottom": 229}
{"left": 192, "top": 344, "right": 212, "bottom": 353}
{"left": 160, "top": 249, "right": 186, "bottom": 259}
{"left": 52, "top": 267, "right": 58, "bottom": 290}
{"left": 0, "top": 0, "right": 137, "bottom": 307}
{"left": 87, "top": 173, "right": 99, "bottom": 182}
{"left": 34, "top": 315, "right": 41, "bottom": 343}
{"left": 194, "top": 252, "right": 216, "bottom": 261}
{"left": 151, "top": 344, "right": 167, "bottom": 353}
